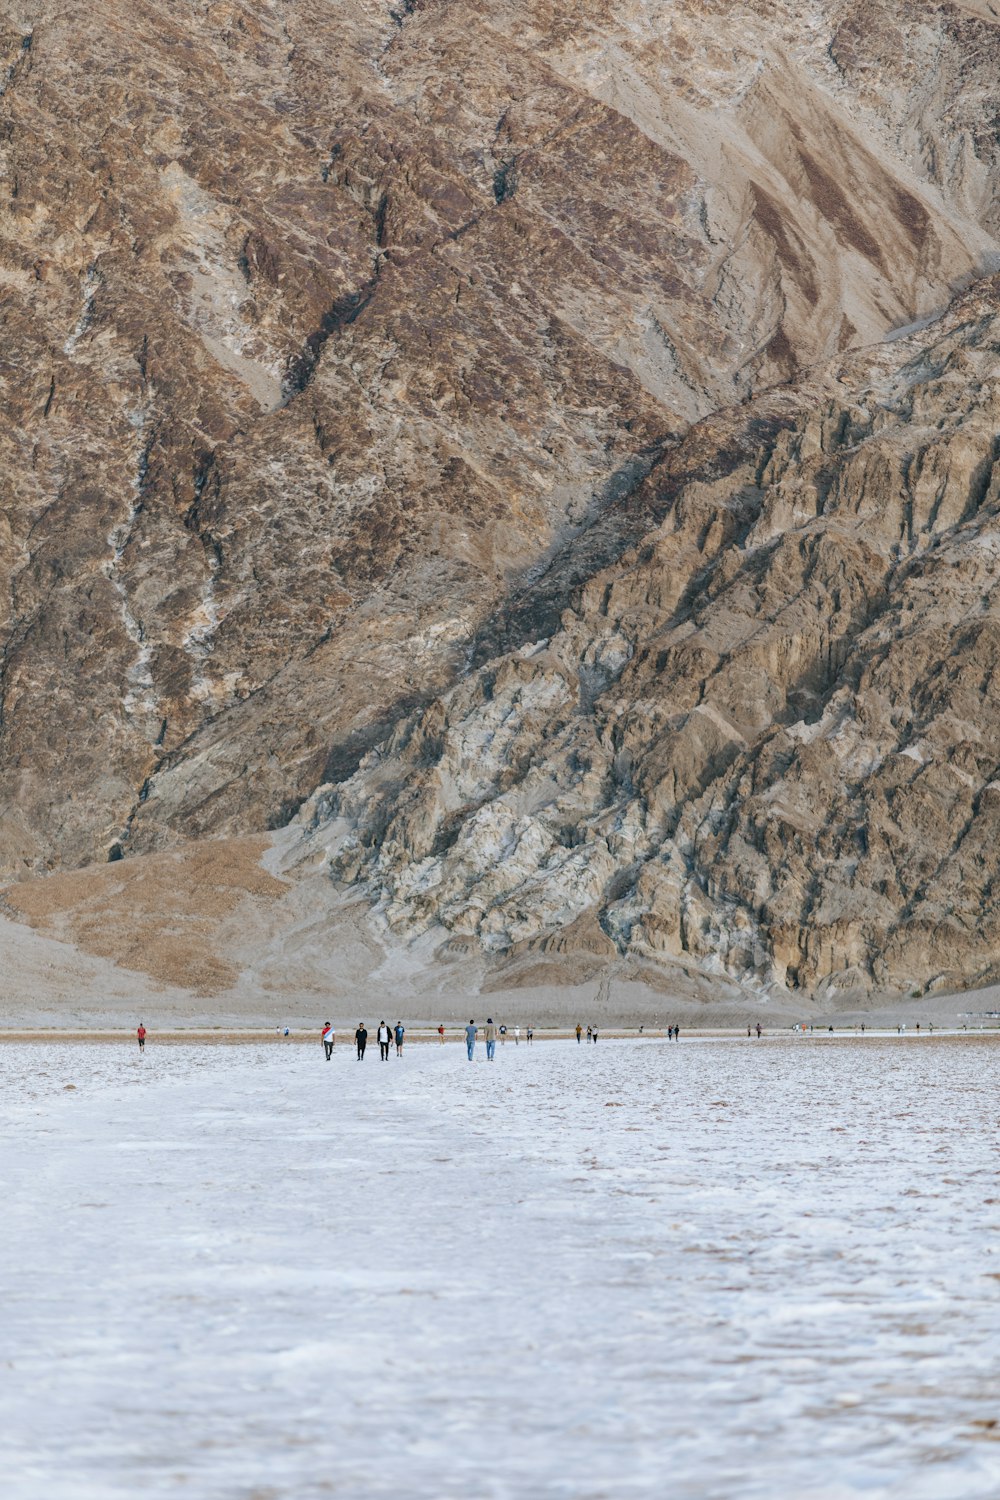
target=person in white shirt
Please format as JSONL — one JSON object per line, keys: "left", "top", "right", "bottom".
{"left": 377, "top": 1021, "right": 391, "bottom": 1061}
{"left": 322, "top": 1022, "right": 335, "bottom": 1060}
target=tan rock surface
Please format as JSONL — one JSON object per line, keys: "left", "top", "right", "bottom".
{"left": 300, "top": 277, "right": 1000, "bottom": 1000}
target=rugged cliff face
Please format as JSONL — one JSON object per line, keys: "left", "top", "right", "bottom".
{"left": 2, "top": 2, "right": 1000, "bottom": 1003}
{"left": 296, "top": 279, "right": 1000, "bottom": 1000}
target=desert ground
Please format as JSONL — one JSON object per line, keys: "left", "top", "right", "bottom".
{"left": 4, "top": 1034, "right": 998, "bottom": 1500}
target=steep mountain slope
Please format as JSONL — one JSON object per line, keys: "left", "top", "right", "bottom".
{"left": 7, "top": 283, "right": 1000, "bottom": 1007}
{"left": 1, "top": 0, "right": 1000, "bottom": 882}
{"left": 292, "top": 278, "right": 1000, "bottom": 1000}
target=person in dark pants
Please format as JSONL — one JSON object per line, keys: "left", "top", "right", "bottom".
{"left": 137, "top": 1023, "right": 146, "bottom": 1053}
{"left": 322, "top": 1022, "right": 335, "bottom": 1060}
{"left": 377, "top": 1021, "right": 391, "bottom": 1060}
{"left": 356, "top": 1023, "right": 368, "bottom": 1060}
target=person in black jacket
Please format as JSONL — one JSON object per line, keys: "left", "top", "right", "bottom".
{"left": 377, "top": 1020, "right": 391, "bottom": 1060}
{"left": 356, "top": 1023, "right": 368, "bottom": 1060}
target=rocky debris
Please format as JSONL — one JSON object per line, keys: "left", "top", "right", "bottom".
{"left": 296, "top": 277, "right": 1000, "bottom": 1000}
{"left": 1, "top": 1, "right": 1000, "bottom": 877}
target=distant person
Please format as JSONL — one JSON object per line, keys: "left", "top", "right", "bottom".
{"left": 394, "top": 1021, "right": 405, "bottom": 1056}
{"left": 861, "top": 1024, "right": 865, "bottom": 1033}
{"left": 465, "top": 1019, "right": 477, "bottom": 1061}
{"left": 756, "top": 1023, "right": 762, "bottom": 1038}
{"left": 137, "top": 1023, "right": 146, "bottom": 1053}
{"left": 356, "top": 1023, "right": 368, "bottom": 1060}
{"left": 377, "top": 1021, "right": 391, "bottom": 1061}
{"left": 916, "top": 1022, "right": 920, "bottom": 1033}
{"left": 485, "top": 1018, "right": 497, "bottom": 1061}
{"left": 639, "top": 1024, "right": 644, "bottom": 1035}
{"left": 592, "top": 1027, "right": 599, "bottom": 1044}
{"left": 438, "top": 1023, "right": 445, "bottom": 1043}
{"left": 587, "top": 1025, "right": 593, "bottom": 1043}
{"left": 526, "top": 1027, "right": 533, "bottom": 1044}
{"left": 322, "top": 1022, "right": 335, "bottom": 1060}
{"left": 500, "top": 1025, "right": 507, "bottom": 1045}
{"left": 747, "top": 1026, "right": 752, "bottom": 1038}
{"left": 674, "top": 1025, "right": 679, "bottom": 1041}
{"left": 576, "top": 1024, "right": 582, "bottom": 1044}
{"left": 514, "top": 1025, "right": 520, "bottom": 1046}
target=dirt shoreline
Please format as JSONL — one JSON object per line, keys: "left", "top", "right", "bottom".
{"left": 1, "top": 1027, "right": 996, "bottom": 1046}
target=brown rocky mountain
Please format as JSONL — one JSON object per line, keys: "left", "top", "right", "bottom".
{"left": 3, "top": 1, "right": 1000, "bottom": 1012}
{"left": 305, "top": 279, "right": 1000, "bottom": 1003}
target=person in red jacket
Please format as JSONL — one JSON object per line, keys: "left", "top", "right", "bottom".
{"left": 137, "top": 1024, "right": 146, "bottom": 1053}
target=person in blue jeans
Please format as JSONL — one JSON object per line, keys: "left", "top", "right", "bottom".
{"left": 465, "top": 1019, "right": 477, "bottom": 1060}
{"left": 485, "top": 1018, "right": 497, "bottom": 1061}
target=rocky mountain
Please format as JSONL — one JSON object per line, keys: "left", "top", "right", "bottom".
{"left": 3, "top": 1, "right": 1000, "bottom": 1006}
{"left": 299, "top": 279, "right": 1000, "bottom": 1001}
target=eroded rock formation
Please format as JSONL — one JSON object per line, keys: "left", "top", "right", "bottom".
{"left": 298, "top": 280, "right": 1000, "bottom": 999}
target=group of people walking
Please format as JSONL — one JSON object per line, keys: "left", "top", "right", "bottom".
{"left": 328, "top": 1020, "right": 687, "bottom": 1058}
{"left": 461, "top": 1020, "right": 533, "bottom": 1059}
{"left": 333, "top": 1018, "right": 540, "bottom": 1061}
{"left": 340, "top": 1021, "right": 407, "bottom": 1060}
